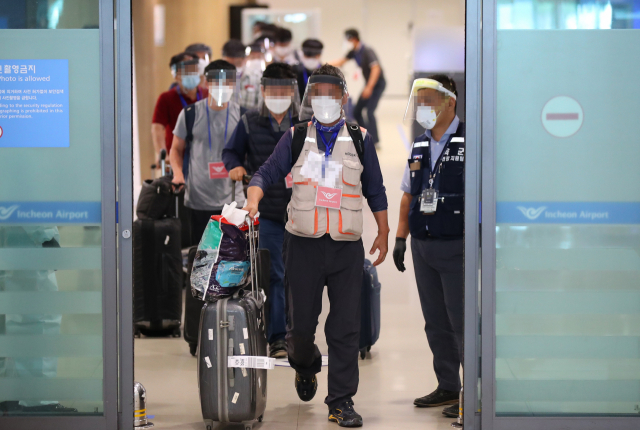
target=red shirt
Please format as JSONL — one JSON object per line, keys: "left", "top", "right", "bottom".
{"left": 152, "top": 86, "right": 208, "bottom": 154}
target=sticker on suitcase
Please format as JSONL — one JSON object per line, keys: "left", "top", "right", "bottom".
{"left": 228, "top": 356, "right": 275, "bottom": 370}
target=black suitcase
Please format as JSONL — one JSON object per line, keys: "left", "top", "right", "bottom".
{"left": 133, "top": 151, "right": 183, "bottom": 337}
{"left": 133, "top": 217, "right": 183, "bottom": 337}
{"left": 359, "top": 258, "right": 381, "bottom": 359}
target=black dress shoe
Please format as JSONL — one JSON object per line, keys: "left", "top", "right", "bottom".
{"left": 442, "top": 403, "right": 459, "bottom": 418}
{"left": 328, "top": 400, "right": 363, "bottom": 427}
{"left": 414, "top": 388, "right": 459, "bottom": 407}
{"left": 295, "top": 372, "right": 317, "bottom": 402}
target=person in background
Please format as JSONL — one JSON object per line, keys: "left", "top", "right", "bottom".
{"left": 152, "top": 53, "right": 207, "bottom": 167}
{"left": 185, "top": 43, "right": 213, "bottom": 91}
{"left": 273, "top": 27, "right": 298, "bottom": 65}
{"left": 239, "top": 42, "right": 266, "bottom": 110}
{"left": 223, "top": 62, "right": 300, "bottom": 359}
{"left": 169, "top": 60, "right": 244, "bottom": 244}
{"left": 243, "top": 64, "right": 389, "bottom": 427}
{"left": 393, "top": 76, "right": 464, "bottom": 419}
{"left": 222, "top": 39, "right": 247, "bottom": 106}
{"left": 331, "top": 29, "right": 386, "bottom": 148}
{"left": 295, "top": 38, "right": 323, "bottom": 101}
{"left": 252, "top": 21, "right": 267, "bottom": 40}
{"left": 222, "top": 39, "right": 246, "bottom": 72}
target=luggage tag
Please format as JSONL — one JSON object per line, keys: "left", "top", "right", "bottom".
{"left": 208, "top": 162, "right": 228, "bottom": 179}
{"left": 420, "top": 179, "right": 438, "bottom": 214}
{"left": 315, "top": 186, "right": 342, "bottom": 209}
{"left": 285, "top": 172, "right": 293, "bottom": 189}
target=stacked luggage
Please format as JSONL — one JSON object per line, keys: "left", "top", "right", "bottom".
{"left": 189, "top": 212, "right": 270, "bottom": 430}
{"left": 133, "top": 150, "right": 183, "bottom": 337}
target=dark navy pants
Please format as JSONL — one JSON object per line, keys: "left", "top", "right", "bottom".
{"left": 283, "top": 232, "right": 364, "bottom": 409}
{"left": 258, "top": 218, "right": 287, "bottom": 343}
{"left": 411, "top": 237, "right": 464, "bottom": 392}
{"left": 353, "top": 80, "right": 386, "bottom": 144}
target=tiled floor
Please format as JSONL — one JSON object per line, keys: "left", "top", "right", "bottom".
{"left": 134, "top": 99, "right": 460, "bottom": 429}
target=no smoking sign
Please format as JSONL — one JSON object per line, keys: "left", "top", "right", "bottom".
{"left": 541, "top": 96, "right": 584, "bottom": 138}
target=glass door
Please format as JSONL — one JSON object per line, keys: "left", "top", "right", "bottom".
{"left": 481, "top": 1, "right": 640, "bottom": 429}
{"left": 0, "top": 1, "right": 122, "bottom": 429}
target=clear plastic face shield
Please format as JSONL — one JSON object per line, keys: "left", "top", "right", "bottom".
{"left": 171, "top": 59, "right": 201, "bottom": 90}
{"left": 260, "top": 77, "right": 300, "bottom": 117}
{"left": 404, "top": 78, "right": 456, "bottom": 130}
{"left": 299, "top": 75, "right": 348, "bottom": 123}
{"left": 245, "top": 45, "right": 266, "bottom": 74}
{"left": 205, "top": 69, "right": 237, "bottom": 107}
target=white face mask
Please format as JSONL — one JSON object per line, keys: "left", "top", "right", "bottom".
{"left": 311, "top": 96, "right": 342, "bottom": 123}
{"left": 264, "top": 97, "right": 291, "bottom": 114}
{"left": 343, "top": 40, "right": 355, "bottom": 53}
{"left": 209, "top": 85, "right": 234, "bottom": 106}
{"left": 301, "top": 57, "right": 321, "bottom": 71}
{"left": 274, "top": 45, "right": 292, "bottom": 58}
{"left": 416, "top": 106, "right": 439, "bottom": 129}
{"left": 245, "top": 59, "right": 265, "bottom": 73}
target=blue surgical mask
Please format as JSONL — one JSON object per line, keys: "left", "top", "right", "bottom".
{"left": 181, "top": 74, "right": 200, "bottom": 90}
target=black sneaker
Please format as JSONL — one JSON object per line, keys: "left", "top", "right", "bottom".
{"left": 328, "top": 400, "right": 363, "bottom": 427}
{"left": 295, "top": 372, "right": 317, "bottom": 402}
{"left": 414, "top": 388, "right": 459, "bottom": 407}
{"left": 442, "top": 403, "right": 459, "bottom": 418}
{"left": 269, "top": 339, "right": 288, "bottom": 358}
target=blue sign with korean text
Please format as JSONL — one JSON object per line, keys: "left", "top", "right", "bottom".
{"left": 0, "top": 59, "right": 70, "bottom": 148}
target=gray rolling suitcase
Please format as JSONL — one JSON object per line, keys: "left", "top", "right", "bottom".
{"left": 197, "top": 217, "right": 268, "bottom": 430}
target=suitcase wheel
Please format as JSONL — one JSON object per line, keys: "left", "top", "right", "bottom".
{"left": 206, "top": 426, "right": 212, "bottom": 430}
{"left": 367, "top": 346, "right": 371, "bottom": 352}
{"left": 134, "top": 328, "right": 141, "bottom": 338}
{"left": 258, "top": 415, "right": 263, "bottom": 422}
{"left": 189, "top": 343, "right": 197, "bottom": 356}
{"left": 360, "top": 349, "right": 366, "bottom": 360}
{"left": 172, "top": 327, "right": 181, "bottom": 338}
{"left": 244, "top": 424, "right": 253, "bottom": 430}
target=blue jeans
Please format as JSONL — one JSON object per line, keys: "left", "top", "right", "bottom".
{"left": 258, "top": 218, "right": 286, "bottom": 343}
{"left": 353, "top": 80, "right": 386, "bottom": 144}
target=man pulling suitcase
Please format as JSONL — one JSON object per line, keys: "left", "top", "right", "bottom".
{"left": 244, "top": 65, "right": 389, "bottom": 428}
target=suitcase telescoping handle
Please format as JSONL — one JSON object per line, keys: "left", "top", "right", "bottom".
{"left": 246, "top": 215, "right": 258, "bottom": 298}
{"left": 230, "top": 174, "right": 252, "bottom": 204}
{"left": 160, "top": 148, "right": 167, "bottom": 174}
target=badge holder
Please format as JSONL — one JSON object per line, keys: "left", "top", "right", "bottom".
{"left": 420, "top": 178, "right": 438, "bottom": 215}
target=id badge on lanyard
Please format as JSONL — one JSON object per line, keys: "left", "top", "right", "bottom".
{"left": 420, "top": 177, "right": 438, "bottom": 214}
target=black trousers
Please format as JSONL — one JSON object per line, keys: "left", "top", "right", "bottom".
{"left": 353, "top": 80, "right": 386, "bottom": 144}
{"left": 190, "top": 209, "right": 222, "bottom": 246}
{"left": 411, "top": 237, "right": 463, "bottom": 392}
{"left": 283, "top": 232, "right": 364, "bottom": 408}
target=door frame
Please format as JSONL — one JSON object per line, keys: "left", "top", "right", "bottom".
{"left": 464, "top": 0, "right": 482, "bottom": 428}
{"left": 116, "top": 0, "right": 134, "bottom": 428}
{"left": 477, "top": 1, "right": 640, "bottom": 429}
{"left": 0, "top": 0, "right": 125, "bottom": 429}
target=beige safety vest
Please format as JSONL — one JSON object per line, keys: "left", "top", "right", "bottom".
{"left": 285, "top": 124, "right": 365, "bottom": 241}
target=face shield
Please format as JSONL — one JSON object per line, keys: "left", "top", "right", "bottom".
{"left": 260, "top": 77, "right": 300, "bottom": 117}
{"left": 245, "top": 45, "right": 266, "bottom": 74}
{"left": 171, "top": 59, "right": 201, "bottom": 90}
{"left": 299, "top": 75, "right": 348, "bottom": 123}
{"left": 404, "top": 78, "right": 456, "bottom": 130}
{"left": 206, "top": 69, "right": 237, "bottom": 107}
